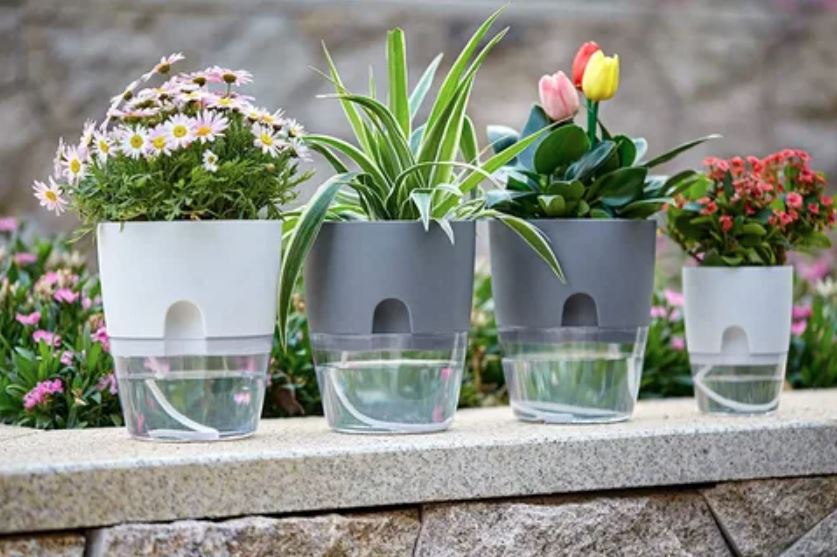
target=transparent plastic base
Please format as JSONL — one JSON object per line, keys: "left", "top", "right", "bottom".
{"left": 501, "top": 327, "right": 648, "bottom": 424}
{"left": 312, "top": 332, "right": 467, "bottom": 434}
{"left": 691, "top": 356, "right": 786, "bottom": 415}
{"left": 115, "top": 353, "right": 268, "bottom": 442}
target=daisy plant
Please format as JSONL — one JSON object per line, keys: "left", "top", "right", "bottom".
{"left": 485, "top": 41, "right": 719, "bottom": 220}
{"left": 277, "top": 8, "right": 561, "bottom": 347}
{"left": 34, "top": 54, "right": 311, "bottom": 233}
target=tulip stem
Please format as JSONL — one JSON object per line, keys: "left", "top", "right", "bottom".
{"left": 586, "top": 99, "right": 599, "bottom": 145}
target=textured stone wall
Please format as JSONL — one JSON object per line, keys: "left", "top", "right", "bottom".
{"left": 1, "top": 0, "right": 836, "bottom": 233}
{"left": 2, "top": 476, "right": 834, "bottom": 556}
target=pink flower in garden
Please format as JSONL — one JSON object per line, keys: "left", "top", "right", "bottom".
{"left": 163, "top": 114, "right": 196, "bottom": 149}
{"left": 206, "top": 66, "right": 253, "bottom": 86}
{"left": 796, "top": 256, "right": 831, "bottom": 284}
{"left": 719, "top": 215, "right": 734, "bottom": 233}
{"left": 97, "top": 373, "right": 118, "bottom": 395}
{"left": 650, "top": 306, "right": 667, "bottom": 319}
{"left": 192, "top": 110, "right": 229, "bottom": 143}
{"left": 0, "top": 217, "right": 18, "bottom": 232}
{"left": 13, "top": 252, "right": 37, "bottom": 266}
{"left": 42, "top": 271, "right": 60, "bottom": 286}
{"left": 234, "top": 391, "right": 252, "bottom": 406}
{"left": 538, "top": 70, "right": 580, "bottom": 122}
{"left": 23, "top": 378, "right": 63, "bottom": 410}
{"left": 15, "top": 311, "right": 41, "bottom": 326}
{"left": 664, "top": 289, "right": 685, "bottom": 307}
{"left": 33, "top": 178, "right": 69, "bottom": 215}
{"left": 54, "top": 288, "right": 80, "bottom": 304}
{"left": 791, "top": 320, "right": 807, "bottom": 336}
{"left": 32, "top": 330, "right": 61, "bottom": 347}
{"left": 792, "top": 305, "right": 812, "bottom": 321}
{"left": 60, "top": 351, "right": 74, "bottom": 366}
{"left": 81, "top": 297, "right": 93, "bottom": 310}
{"left": 786, "top": 192, "right": 803, "bottom": 209}
{"left": 670, "top": 336, "right": 686, "bottom": 351}
{"left": 91, "top": 326, "right": 110, "bottom": 352}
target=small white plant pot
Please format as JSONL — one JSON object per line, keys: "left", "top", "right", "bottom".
{"left": 683, "top": 266, "right": 792, "bottom": 415}
{"left": 97, "top": 221, "right": 281, "bottom": 441}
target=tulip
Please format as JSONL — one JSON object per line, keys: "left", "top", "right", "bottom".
{"left": 582, "top": 50, "right": 620, "bottom": 102}
{"left": 538, "top": 71, "right": 580, "bottom": 122}
{"left": 571, "top": 41, "right": 601, "bottom": 90}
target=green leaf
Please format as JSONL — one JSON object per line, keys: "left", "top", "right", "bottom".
{"left": 642, "top": 134, "right": 721, "bottom": 168}
{"left": 277, "top": 173, "right": 358, "bottom": 349}
{"left": 538, "top": 194, "right": 567, "bottom": 217}
{"left": 409, "top": 53, "right": 443, "bottom": 121}
{"left": 425, "top": 6, "right": 504, "bottom": 133}
{"left": 615, "top": 135, "right": 637, "bottom": 167}
{"left": 533, "top": 125, "right": 590, "bottom": 175}
{"left": 618, "top": 197, "right": 669, "bottom": 219}
{"left": 410, "top": 189, "right": 433, "bottom": 231}
{"left": 485, "top": 189, "right": 536, "bottom": 208}
{"left": 565, "top": 140, "right": 616, "bottom": 182}
{"left": 590, "top": 207, "right": 613, "bottom": 219}
{"left": 461, "top": 116, "right": 479, "bottom": 165}
{"left": 543, "top": 180, "right": 584, "bottom": 200}
{"left": 740, "top": 223, "right": 767, "bottom": 236}
{"left": 433, "top": 217, "right": 455, "bottom": 244}
{"left": 517, "top": 104, "right": 550, "bottom": 170}
{"left": 633, "top": 137, "right": 648, "bottom": 163}
{"left": 489, "top": 211, "right": 565, "bottom": 281}
{"left": 306, "top": 134, "right": 388, "bottom": 196}
{"left": 386, "top": 28, "right": 410, "bottom": 136}
{"left": 321, "top": 43, "right": 372, "bottom": 153}
{"left": 487, "top": 125, "right": 520, "bottom": 155}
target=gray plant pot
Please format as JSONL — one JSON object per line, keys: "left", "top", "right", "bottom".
{"left": 489, "top": 219, "right": 656, "bottom": 424}
{"left": 304, "top": 221, "right": 476, "bottom": 434}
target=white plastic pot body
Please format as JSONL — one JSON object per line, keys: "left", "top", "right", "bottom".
{"left": 683, "top": 266, "right": 792, "bottom": 414}
{"left": 97, "top": 221, "right": 282, "bottom": 441}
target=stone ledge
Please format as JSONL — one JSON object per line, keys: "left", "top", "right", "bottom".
{"left": 1, "top": 390, "right": 836, "bottom": 535}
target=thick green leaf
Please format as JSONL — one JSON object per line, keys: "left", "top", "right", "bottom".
{"left": 615, "top": 135, "right": 637, "bottom": 167}
{"left": 643, "top": 134, "right": 721, "bottom": 168}
{"left": 409, "top": 54, "right": 443, "bottom": 121}
{"left": 533, "top": 125, "right": 590, "bottom": 175}
{"left": 488, "top": 211, "right": 565, "bottom": 282}
{"left": 538, "top": 194, "right": 567, "bottom": 217}
{"left": 386, "top": 28, "right": 410, "bottom": 136}
{"left": 740, "top": 223, "right": 767, "bottom": 236}
{"left": 597, "top": 167, "right": 648, "bottom": 207}
{"left": 277, "top": 173, "right": 358, "bottom": 349}
{"left": 566, "top": 140, "right": 616, "bottom": 182}
{"left": 485, "top": 189, "right": 536, "bottom": 208}
{"left": 543, "top": 180, "right": 584, "bottom": 200}
{"left": 517, "top": 104, "right": 550, "bottom": 170}
{"left": 633, "top": 137, "right": 648, "bottom": 163}
{"left": 487, "top": 125, "right": 520, "bottom": 155}
{"left": 618, "top": 197, "right": 669, "bottom": 219}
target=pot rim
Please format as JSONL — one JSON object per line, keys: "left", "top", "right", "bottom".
{"left": 492, "top": 217, "right": 655, "bottom": 225}
{"left": 683, "top": 264, "right": 793, "bottom": 272}
{"left": 320, "top": 219, "right": 475, "bottom": 226}
{"left": 97, "top": 219, "right": 282, "bottom": 230}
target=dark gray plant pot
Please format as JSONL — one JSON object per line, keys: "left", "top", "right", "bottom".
{"left": 489, "top": 219, "right": 656, "bottom": 424}
{"left": 489, "top": 219, "right": 656, "bottom": 335}
{"left": 304, "top": 221, "right": 476, "bottom": 434}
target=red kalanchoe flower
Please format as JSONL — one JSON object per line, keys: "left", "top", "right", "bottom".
{"left": 786, "top": 192, "right": 803, "bottom": 209}
{"left": 719, "top": 215, "right": 733, "bottom": 233}
{"left": 808, "top": 203, "right": 820, "bottom": 215}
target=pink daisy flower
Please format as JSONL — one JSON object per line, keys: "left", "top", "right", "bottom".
{"left": 32, "top": 178, "right": 69, "bottom": 215}
{"left": 61, "top": 144, "right": 88, "bottom": 184}
{"left": 207, "top": 66, "right": 253, "bottom": 86}
{"left": 251, "top": 124, "right": 286, "bottom": 157}
{"left": 15, "top": 311, "right": 41, "bottom": 326}
{"left": 54, "top": 288, "right": 80, "bottom": 304}
{"left": 147, "top": 125, "right": 171, "bottom": 156}
{"left": 0, "top": 217, "right": 18, "bottom": 232}
{"left": 163, "top": 114, "right": 195, "bottom": 149}
{"left": 141, "top": 52, "right": 185, "bottom": 81}
{"left": 13, "top": 252, "right": 37, "bottom": 266}
{"left": 32, "top": 330, "right": 61, "bottom": 347}
{"left": 193, "top": 110, "right": 229, "bottom": 143}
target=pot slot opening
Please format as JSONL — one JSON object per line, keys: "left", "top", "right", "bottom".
{"left": 164, "top": 301, "right": 206, "bottom": 340}
{"left": 720, "top": 325, "right": 750, "bottom": 357}
{"left": 372, "top": 298, "right": 412, "bottom": 334}
{"left": 561, "top": 293, "right": 598, "bottom": 327}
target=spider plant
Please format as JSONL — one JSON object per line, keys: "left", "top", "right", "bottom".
{"left": 277, "top": 8, "right": 561, "bottom": 347}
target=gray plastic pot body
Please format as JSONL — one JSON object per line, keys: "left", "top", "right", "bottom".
{"left": 304, "top": 221, "right": 476, "bottom": 344}
{"left": 489, "top": 219, "right": 657, "bottom": 338}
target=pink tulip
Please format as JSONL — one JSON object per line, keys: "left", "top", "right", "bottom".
{"left": 538, "top": 71, "right": 580, "bottom": 122}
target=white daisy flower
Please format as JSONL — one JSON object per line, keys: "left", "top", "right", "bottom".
{"left": 80, "top": 120, "right": 96, "bottom": 147}
{"left": 252, "top": 124, "right": 285, "bottom": 157}
{"left": 290, "top": 137, "right": 311, "bottom": 162}
{"left": 33, "top": 178, "right": 68, "bottom": 215}
{"left": 285, "top": 118, "right": 305, "bottom": 138}
{"left": 193, "top": 110, "right": 229, "bottom": 143}
{"left": 163, "top": 114, "right": 195, "bottom": 149}
{"left": 202, "top": 150, "right": 219, "bottom": 173}
{"left": 120, "top": 126, "right": 149, "bottom": 159}
{"left": 93, "top": 132, "right": 113, "bottom": 162}
{"left": 206, "top": 66, "right": 253, "bottom": 87}
{"left": 141, "top": 52, "right": 185, "bottom": 81}
{"left": 147, "top": 126, "right": 171, "bottom": 156}
{"left": 61, "top": 145, "right": 87, "bottom": 184}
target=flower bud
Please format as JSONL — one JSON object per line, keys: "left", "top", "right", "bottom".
{"left": 538, "top": 71, "right": 580, "bottom": 122}
{"left": 582, "top": 50, "right": 620, "bottom": 102}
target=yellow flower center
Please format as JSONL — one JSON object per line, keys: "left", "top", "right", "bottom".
{"left": 196, "top": 125, "right": 211, "bottom": 137}
{"left": 261, "top": 115, "right": 274, "bottom": 125}
{"left": 45, "top": 191, "right": 57, "bottom": 202}
{"left": 98, "top": 140, "right": 110, "bottom": 153}
{"left": 152, "top": 136, "right": 166, "bottom": 150}
{"left": 69, "top": 159, "right": 81, "bottom": 174}
{"left": 260, "top": 133, "right": 274, "bottom": 146}
{"left": 130, "top": 135, "right": 144, "bottom": 149}
{"left": 173, "top": 125, "right": 188, "bottom": 138}
{"left": 218, "top": 98, "right": 232, "bottom": 107}
{"left": 207, "top": 154, "right": 217, "bottom": 163}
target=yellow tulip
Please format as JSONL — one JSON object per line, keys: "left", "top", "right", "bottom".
{"left": 582, "top": 50, "right": 620, "bottom": 102}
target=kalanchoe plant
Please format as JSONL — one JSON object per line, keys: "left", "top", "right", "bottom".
{"left": 666, "top": 150, "right": 836, "bottom": 266}
{"left": 0, "top": 221, "right": 119, "bottom": 429}
{"left": 277, "top": 9, "right": 561, "bottom": 346}
{"left": 485, "top": 41, "right": 719, "bottom": 220}
{"left": 33, "top": 53, "right": 311, "bottom": 232}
